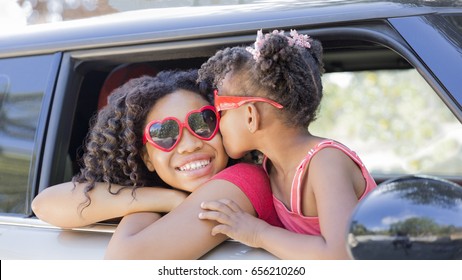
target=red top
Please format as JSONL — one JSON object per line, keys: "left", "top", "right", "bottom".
{"left": 212, "top": 163, "right": 283, "bottom": 227}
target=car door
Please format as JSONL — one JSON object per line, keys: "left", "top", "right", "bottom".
{"left": 0, "top": 52, "right": 116, "bottom": 259}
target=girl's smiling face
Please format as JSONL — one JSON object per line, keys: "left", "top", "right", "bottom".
{"left": 142, "top": 89, "right": 228, "bottom": 192}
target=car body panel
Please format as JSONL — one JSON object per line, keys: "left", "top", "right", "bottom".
{"left": 0, "top": 216, "right": 111, "bottom": 259}
{"left": 0, "top": 216, "right": 276, "bottom": 260}
{"left": 0, "top": 2, "right": 454, "bottom": 58}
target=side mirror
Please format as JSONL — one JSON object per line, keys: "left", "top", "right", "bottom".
{"left": 347, "top": 175, "right": 462, "bottom": 260}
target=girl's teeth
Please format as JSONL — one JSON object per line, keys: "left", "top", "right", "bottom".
{"left": 179, "top": 160, "right": 210, "bottom": 171}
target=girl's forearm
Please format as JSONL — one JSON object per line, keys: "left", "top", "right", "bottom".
{"left": 32, "top": 182, "right": 187, "bottom": 228}
{"left": 126, "top": 186, "right": 188, "bottom": 214}
{"left": 105, "top": 180, "right": 254, "bottom": 260}
{"left": 257, "top": 225, "right": 349, "bottom": 260}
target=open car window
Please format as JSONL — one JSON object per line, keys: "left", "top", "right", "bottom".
{"left": 313, "top": 69, "right": 462, "bottom": 182}
{"left": 60, "top": 36, "right": 462, "bottom": 194}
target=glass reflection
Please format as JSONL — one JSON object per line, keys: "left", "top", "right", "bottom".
{"left": 348, "top": 175, "right": 462, "bottom": 259}
{"left": 0, "top": 55, "right": 51, "bottom": 214}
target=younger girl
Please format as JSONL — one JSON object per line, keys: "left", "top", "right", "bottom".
{"left": 32, "top": 70, "right": 281, "bottom": 259}
{"left": 197, "top": 30, "right": 377, "bottom": 259}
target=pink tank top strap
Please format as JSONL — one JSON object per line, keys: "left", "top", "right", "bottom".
{"left": 262, "top": 154, "right": 310, "bottom": 214}
{"left": 291, "top": 149, "right": 312, "bottom": 214}
{"left": 291, "top": 140, "right": 368, "bottom": 215}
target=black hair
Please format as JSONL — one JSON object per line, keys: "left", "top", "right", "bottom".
{"left": 74, "top": 69, "right": 212, "bottom": 211}
{"left": 198, "top": 30, "right": 324, "bottom": 128}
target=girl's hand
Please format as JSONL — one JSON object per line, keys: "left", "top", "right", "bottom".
{"left": 199, "top": 198, "right": 269, "bottom": 248}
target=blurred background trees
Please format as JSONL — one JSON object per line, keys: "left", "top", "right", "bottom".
{"left": 7, "top": 0, "right": 462, "bottom": 25}
{"left": 313, "top": 70, "right": 462, "bottom": 176}
{"left": 6, "top": 0, "right": 256, "bottom": 25}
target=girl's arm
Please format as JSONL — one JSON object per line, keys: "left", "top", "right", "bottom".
{"left": 199, "top": 199, "right": 337, "bottom": 259}
{"left": 31, "top": 181, "right": 187, "bottom": 228}
{"left": 113, "top": 212, "right": 163, "bottom": 237}
{"left": 104, "top": 179, "right": 255, "bottom": 260}
{"left": 200, "top": 148, "right": 361, "bottom": 260}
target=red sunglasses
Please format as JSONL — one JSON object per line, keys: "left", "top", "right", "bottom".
{"left": 143, "top": 105, "right": 220, "bottom": 152}
{"left": 213, "top": 89, "right": 283, "bottom": 112}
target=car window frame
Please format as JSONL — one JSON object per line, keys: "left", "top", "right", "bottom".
{"left": 38, "top": 18, "right": 462, "bottom": 194}
{"left": 390, "top": 14, "right": 462, "bottom": 123}
{"left": 29, "top": 14, "right": 462, "bottom": 224}
{"left": 0, "top": 53, "right": 61, "bottom": 216}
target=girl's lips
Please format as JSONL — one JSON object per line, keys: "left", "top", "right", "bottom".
{"left": 177, "top": 159, "right": 211, "bottom": 172}
{"left": 175, "top": 158, "right": 215, "bottom": 180}
{"left": 174, "top": 154, "right": 216, "bottom": 178}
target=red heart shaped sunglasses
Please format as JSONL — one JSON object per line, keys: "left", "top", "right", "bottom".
{"left": 143, "top": 105, "right": 220, "bottom": 152}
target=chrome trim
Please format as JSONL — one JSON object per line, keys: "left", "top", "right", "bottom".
{"left": 0, "top": 216, "right": 116, "bottom": 233}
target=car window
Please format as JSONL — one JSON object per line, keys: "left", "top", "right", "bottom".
{"left": 312, "top": 69, "right": 462, "bottom": 179}
{"left": 0, "top": 55, "right": 55, "bottom": 214}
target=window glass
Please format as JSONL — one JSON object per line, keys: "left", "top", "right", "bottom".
{"left": 312, "top": 69, "right": 462, "bottom": 177}
{"left": 0, "top": 55, "right": 53, "bottom": 214}
{"left": 442, "top": 14, "right": 462, "bottom": 47}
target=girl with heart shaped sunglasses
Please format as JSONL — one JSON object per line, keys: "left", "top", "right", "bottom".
{"left": 32, "top": 70, "right": 282, "bottom": 259}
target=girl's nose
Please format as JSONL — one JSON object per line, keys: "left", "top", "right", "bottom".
{"left": 176, "top": 128, "right": 203, "bottom": 153}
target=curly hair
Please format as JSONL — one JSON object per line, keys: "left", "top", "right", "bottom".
{"left": 73, "top": 69, "right": 212, "bottom": 210}
{"left": 198, "top": 30, "right": 324, "bottom": 128}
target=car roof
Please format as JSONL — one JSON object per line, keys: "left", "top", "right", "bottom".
{"left": 1, "top": 0, "right": 461, "bottom": 58}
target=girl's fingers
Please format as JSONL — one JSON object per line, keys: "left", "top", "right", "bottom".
{"left": 199, "top": 199, "right": 244, "bottom": 237}
{"left": 217, "top": 198, "right": 241, "bottom": 212}
{"left": 198, "top": 210, "right": 231, "bottom": 225}
{"left": 200, "top": 200, "right": 233, "bottom": 214}
{"left": 211, "top": 224, "right": 231, "bottom": 236}
{"left": 201, "top": 199, "right": 241, "bottom": 213}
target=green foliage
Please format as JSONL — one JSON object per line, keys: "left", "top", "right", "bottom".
{"left": 389, "top": 217, "right": 457, "bottom": 236}
{"left": 311, "top": 70, "right": 462, "bottom": 175}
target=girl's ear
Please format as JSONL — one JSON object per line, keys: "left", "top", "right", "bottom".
{"left": 141, "top": 149, "right": 155, "bottom": 172}
{"left": 245, "top": 103, "right": 260, "bottom": 133}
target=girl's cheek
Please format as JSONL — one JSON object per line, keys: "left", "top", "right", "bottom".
{"left": 212, "top": 136, "right": 228, "bottom": 169}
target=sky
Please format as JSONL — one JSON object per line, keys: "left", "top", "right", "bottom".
{"left": 0, "top": 0, "right": 27, "bottom": 33}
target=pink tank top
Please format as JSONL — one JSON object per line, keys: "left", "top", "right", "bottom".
{"left": 264, "top": 140, "right": 376, "bottom": 235}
